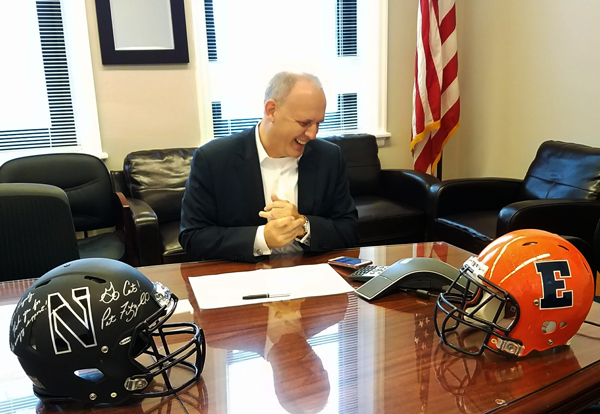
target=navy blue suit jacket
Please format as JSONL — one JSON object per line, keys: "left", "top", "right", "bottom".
{"left": 179, "top": 128, "right": 358, "bottom": 262}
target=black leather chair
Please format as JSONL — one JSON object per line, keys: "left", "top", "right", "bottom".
{"left": 0, "top": 183, "right": 80, "bottom": 281}
{"left": 112, "top": 134, "right": 440, "bottom": 266}
{"left": 119, "top": 148, "right": 196, "bottom": 266}
{"left": 0, "top": 153, "right": 131, "bottom": 263}
{"left": 323, "top": 134, "right": 440, "bottom": 247}
{"left": 430, "top": 140, "right": 600, "bottom": 254}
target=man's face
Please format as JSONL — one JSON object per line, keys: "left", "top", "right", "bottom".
{"left": 267, "top": 80, "right": 326, "bottom": 158}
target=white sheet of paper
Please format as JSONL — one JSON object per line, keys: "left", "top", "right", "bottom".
{"left": 188, "top": 263, "right": 354, "bottom": 309}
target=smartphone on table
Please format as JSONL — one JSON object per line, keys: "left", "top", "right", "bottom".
{"left": 328, "top": 256, "right": 372, "bottom": 269}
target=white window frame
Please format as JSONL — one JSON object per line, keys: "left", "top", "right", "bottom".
{"left": 0, "top": 0, "right": 103, "bottom": 165}
{"left": 190, "top": 0, "right": 389, "bottom": 147}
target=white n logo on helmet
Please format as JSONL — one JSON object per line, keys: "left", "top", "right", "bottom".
{"left": 48, "top": 287, "right": 98, "bottom": 355}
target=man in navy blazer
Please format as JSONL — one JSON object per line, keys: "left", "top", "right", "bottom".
{"left": 180, "top": 72, "right": 358, "bottom": 262}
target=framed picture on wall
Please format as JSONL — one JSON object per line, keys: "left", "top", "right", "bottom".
{"left": 95, "top": 0, "right": 189, "bottom": 65}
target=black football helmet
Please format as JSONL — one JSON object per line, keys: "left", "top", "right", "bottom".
{"left": 9, "top": 258, "right": 205, "bottom": 405}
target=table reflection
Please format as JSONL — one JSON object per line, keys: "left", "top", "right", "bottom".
{"left": 29, "top": 380, "right": 208, "bottom": 414}
{"left": 433, "top": 344, "right": 581, "bottom": 414}
{"left": 199, "top": 294, "right": 351, "bottom": 414}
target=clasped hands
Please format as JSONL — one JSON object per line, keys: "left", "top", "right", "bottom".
{"left": 259, "top": 194, "right": 306, "bottom": 248}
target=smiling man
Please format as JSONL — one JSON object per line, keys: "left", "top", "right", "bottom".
{"left": 180, "top": 72, "right": 359, "bottom": 262}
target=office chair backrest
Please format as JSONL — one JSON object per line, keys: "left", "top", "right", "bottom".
{"left": 520, "top": 140, "right": 600, "bottom": 200}
{"left": 0, "top": 183, "right": 80, "bottom": 281}
{"left": 322, "top": 134, "right": 381, "bottom": 197}
{"left": 124, "top": 148, "right": 195, "bottom": 224}
{"left": 0, "top": 153, "right": 116, "bottom": 232}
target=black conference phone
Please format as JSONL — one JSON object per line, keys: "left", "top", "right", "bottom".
{"left": 354, "top": 257, "right": 473, "bottom": 301}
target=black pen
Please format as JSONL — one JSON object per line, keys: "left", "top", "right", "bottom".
{"left": 242, "top": 293, "right": 291, "bottom": 300}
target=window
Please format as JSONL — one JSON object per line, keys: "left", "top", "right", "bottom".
{"left": 191, "top": 0, "right": 389, "bottom": 143}
{"left": 0, "top": 0, "right": 102, "bottom": 164}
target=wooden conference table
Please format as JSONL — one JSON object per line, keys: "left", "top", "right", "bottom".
{"left": 3, "top": 242, "right": 600, "bottom": 414}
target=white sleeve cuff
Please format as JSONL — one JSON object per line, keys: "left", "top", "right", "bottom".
{"left": 254, "top": 225, "right": 272, "bottom": 256}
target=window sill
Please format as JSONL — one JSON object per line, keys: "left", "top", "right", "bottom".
{"left": 375, "top": 132, "right": 391, "bottom": 148}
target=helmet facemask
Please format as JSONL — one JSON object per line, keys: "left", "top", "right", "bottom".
{"left": 435, "top": 257, "right": 522, "bottom": 357}
{"left": 125, "top": 285, "right": 206, "bottom": 399}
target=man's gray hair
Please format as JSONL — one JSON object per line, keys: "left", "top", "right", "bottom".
{"left": 264, "top": 72, "right": 323, "bottom": 104}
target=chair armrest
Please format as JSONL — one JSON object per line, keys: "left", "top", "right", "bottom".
{"left": 124, "top": 197, "right": 162, "bottom": 266}
{"left": 113, "top": 192, "right": 135, "bottom": 265}
{"left": 110, "top": 170, "right": 130, "bottom": 196}
{"left": 380, "top": 169, "right": 440, "bottom": 209}
{"left": 498, "top": 199, "right": 600, "bottom": 245}
{"left": 431, "top": 178, "right": 523, "bottom": 217}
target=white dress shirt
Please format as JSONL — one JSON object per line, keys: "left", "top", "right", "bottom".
{"left": 253, "top": 124, "right": 310, "bottom": 256}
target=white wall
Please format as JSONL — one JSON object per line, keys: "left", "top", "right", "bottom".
{"left": 85, "top": 0, "right": 202, "bottom": 171}
{"left": 379, "top": 0, "right": 418, "bottom": 171}
{"left": 441, "top": 0, "right": 600, "bottom": 179}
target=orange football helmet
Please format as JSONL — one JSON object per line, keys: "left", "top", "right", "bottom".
{"left": 434, "top": 229, "right": 594, "bottom": 357}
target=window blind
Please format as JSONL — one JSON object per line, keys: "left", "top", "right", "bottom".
{"left": 0, "top": 0, "right": 77, "bottom": 152}
{"left": 204, "top": 0, "right": 217, "bottom": 62}
{"left": 337, "top": 0, "right": 357, "bottom": 57}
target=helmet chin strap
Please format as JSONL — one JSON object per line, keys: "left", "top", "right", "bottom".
{"left": 491, "top": 337, "right": 525, "bottom": 356}
{"left": 124, "top": 377, "right": 149, "bottom": 392}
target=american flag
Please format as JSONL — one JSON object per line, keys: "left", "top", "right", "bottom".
{"left": 411, "top": 0, "right": 460, "bottom": 175}
{"left": 413, "top": 312, "right": 435, "bottom": 412}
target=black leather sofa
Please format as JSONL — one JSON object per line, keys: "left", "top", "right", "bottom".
{"left": 429, "top": 140, "right": 600, "bottom": 254}
{"left": 111, "top": 134, "right": 440, "bottom": 266}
